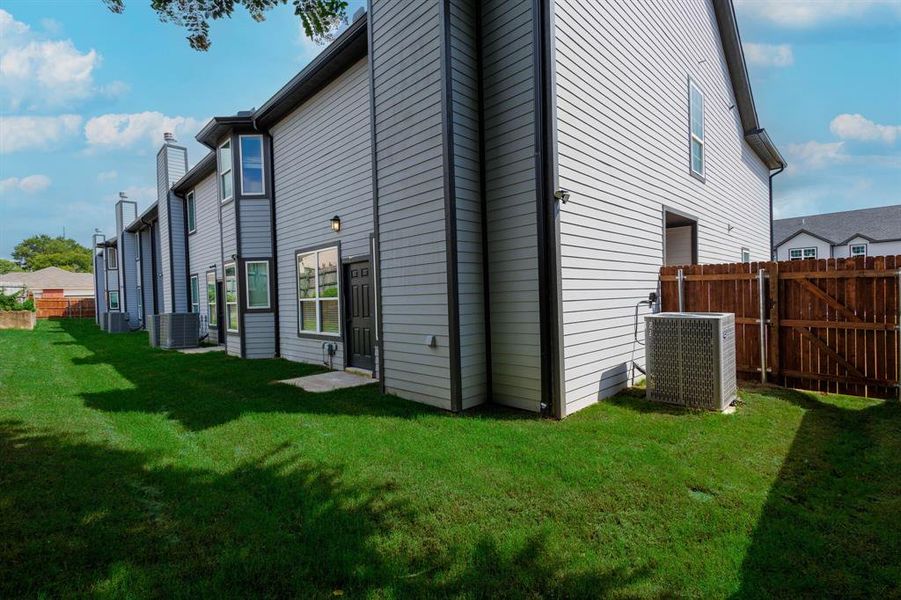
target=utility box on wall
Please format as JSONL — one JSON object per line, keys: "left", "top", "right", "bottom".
{"left": 645, "top": 313, "right": 737, "bottom": 411}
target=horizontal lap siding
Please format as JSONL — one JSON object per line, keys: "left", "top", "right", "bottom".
{"left": 272, "top": 58, "right": 373, "bottom": 369}
{"left": 372, "top": 0, "right": 452, "bottom": 410}
{"left": 120, "top": 231, "right": 139, "bottom": 325}
{"left": 157, "top": 150, "right": 172, "bottom": 313}
{"left": 450, "top": 0, "right": 487, "bottom": 409}
{"left": 221, "top": 200, "right": 239, "bottom": 356}
{"left": 168, "top": 193, "right": 188, "bottom": 313}
{"left": 553, "top": 0, "right": 771, "bottom": 415}
{"left": 239, "top": 199, "right": 272, "bottom": 258}
{"left": 774, "top": 233, "right": 832, "bottom": 261}
{"left": 481, "top": 0, "right": 542, "bottom": 412}
{"left": 140, "top": 229, "right": 154, "bottom": 319}
{"left": 153, "top": 225, "right": 164, "bottom": 313}
{"left": 188, "top": 173, "right": 220, "bottom": 324}
{"left": 244, "top": 312, "right": 276, "bottom": 358}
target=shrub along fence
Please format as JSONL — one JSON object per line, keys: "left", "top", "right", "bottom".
{"left": 35, "top": 297, "right": 95, "bottom": 320}
{"left": 659, "top": 256, "right": 900, "bottom": 400}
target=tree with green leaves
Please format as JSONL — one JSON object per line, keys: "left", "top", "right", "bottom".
{"left": 0, "top": 259, "right": 23, "bottom": 275}
{"left": 12, "top": 235, "right": 93, "bottom": 273}
{"left": 103, "top": 0, "right": 349, "bottom": 51}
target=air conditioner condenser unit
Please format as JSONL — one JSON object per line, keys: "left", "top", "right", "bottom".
{"left": 644, "top": 312, "right": 737, "bottom": 411}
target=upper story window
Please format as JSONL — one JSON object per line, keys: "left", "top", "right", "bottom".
{"left": 218, "top": 139, "right": 233, "bottom": 202}
{"left": 689, "top": 80, "right": 705, "bottom": 178}
{"left": 106, "top": 247, "right": 117, "bottom": 270}
{"left": 850, "top": 243, "right": 867, "bottom": 257}
{"left": 186, "top": 191, "right": 196, "bottom": 233}
{"left": 789, "top": 248, "right": 817, "bottom": 261}
{"left": 239, "top": 135, "right": 265, "bottom": 195}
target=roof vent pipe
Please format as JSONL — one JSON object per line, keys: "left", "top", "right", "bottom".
{"left": 118, "top": 192, "right": 128, "bottom": 200}
{"left": 163, "top": 132, "right": 176, "bottom": 143}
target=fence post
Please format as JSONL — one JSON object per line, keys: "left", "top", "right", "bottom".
{"left": 897, "top": 270, "right": 900, "bottom": 401}
{"left": 758, "top": 268, "right": 767, "bottom": 383}
{"left": 677, "top": 268, "right": 685, "bottom": 312}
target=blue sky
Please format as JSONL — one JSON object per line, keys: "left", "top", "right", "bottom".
{"left": 0, "top": 0, "right": 898, "bottom": 259}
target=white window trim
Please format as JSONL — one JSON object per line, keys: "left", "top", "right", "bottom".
{"left": 190, "top": 274, "right": 200, "bottom": 313}
{"left": 106, "top": 247, "right": 117, "bottom": 270}
{"left": 224, "top": 262, "right": 239, "bottom": 332}
{"left": 218, "top": 139, "right": 234, "bottom": 203}
{"left": 238, "top": 134, "right": 266, "bottom": 197}
{"left": 297, "top": 247, "right": 341, "bottom": 337}
{"left": 689, "top": 79, "right": 705, "bottom": 179}
{"left": 206, "top": 271, "right": 218, "bottom": 327}
{"left": 186, "top": 190, "right": 196, "bottom": 234}
{"left": 741, "top": 247, "right": 751, "bottom": 263}
{"left": 108, "top": 290, "right": 120, "bottom": 310}
{"left": 244, "top": 260, "right": 270, "bottom": 310}
{"left": 789, "top": 247, "right": 817, "bottom": 260}
{"left": 850, "top": 243, "right": 867, "bottom": 257}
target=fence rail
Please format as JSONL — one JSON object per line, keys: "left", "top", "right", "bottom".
{"left": 660, "top": 256, "right": 900, "bottom": 399}
{"left": 35, "top": 297, "right": 95, "bottom": 319}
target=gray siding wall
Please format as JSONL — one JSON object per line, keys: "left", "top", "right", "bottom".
{"left": 371, "top": 0, "right": 452, "bottom": 410}
{"left": 272, "top": 58, "right": 374, "bottom": 370}
{"left": 156, "top": 143, "right": 188, "bottom": 313}
{"left": 220, "top": 197, "right": 240, "bottom": 356}
{"left": 239, "top": 199, "right": 273, "bottom": 258}
{"left": 120, "top": 231, "right": 139, "bottom": 325}
{"left": 168, "top": 192, "right": 188, "bottom": 312}
{"left": 153, "top": 223, "right": 164, "bottom": 314}
{"left": 140, "top": 227, "right": 155, "bottom": 320}
{"left": 449, "top": 0, "right": 487, "bottom": 409}
{"left": 244, "top": 312, "right": 276, "bottom": 358}
{"left": 481, "top": 0, "right": 543, "bottom": 412}
{"left": 187, "top": 173, "right": 220, "bottom": 324}
{"left": 94, "top": 253, "right": 107, "bottom": 319}
{"left": 552, "top": 0, "right": 771, "bottom": 415}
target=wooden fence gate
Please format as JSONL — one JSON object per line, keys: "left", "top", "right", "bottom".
{"left": 35, "top": 297, "right": 96, "bottom": 319}
{"left": 660, "top": 256, "right": 900, "bottom": 399}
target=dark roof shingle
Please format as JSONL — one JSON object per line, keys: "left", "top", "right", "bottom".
{"left": 773, "top": 204, "right": 901, "bottom": 247}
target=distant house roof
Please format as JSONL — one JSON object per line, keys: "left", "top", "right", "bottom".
{"left": 773, "top": 204, "right": 901, "bottom": 248}
{"left": 0, "top": 266, "right": 94, "bottom": 291}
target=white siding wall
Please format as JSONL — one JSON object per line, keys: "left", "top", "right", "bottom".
{"left": 858, "top": 239, "right": 901, "bottom": 258}
{"left": 774, "top": 232, "right": 832, "bottom": 261}
{"left": 371, "top": 0, "right": 452, "bottom": 410}
{"left": 481, "top": 0, "right": 543, "bottom": 412}
{"left": 553, "top": 0, "right": 772, "bottom": 415}
{"left": 272, "top": 58, "right": 374, "bottom": 370}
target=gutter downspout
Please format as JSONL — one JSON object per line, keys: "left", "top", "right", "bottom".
{"left": 769, "top": 164, "right": 785, "bottom": 260}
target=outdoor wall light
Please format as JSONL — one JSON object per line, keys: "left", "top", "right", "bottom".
{"left": 554, "top": 189, "right": 571, "bottom": 203}
{"left": 330, "top": 215, "right": 341, "bottom": 233}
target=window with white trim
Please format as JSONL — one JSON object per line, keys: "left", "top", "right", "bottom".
{"left": 789, "top": 248, "right": 817, "bottom": 261}
{"left": 106, "top": 247, "right": 117, "bottom": 270}
{"left": 218, "top": 140, "right": 233, "bottom": 202}
{"left": 741, "top": 248, "right": 751, "bottom": 263}
{"left": 225, "top": 263, "right": 238, "bottom": 332}
{"left": 186, "top": 191, "right": 196, "bottom": 233}
{"left": 108, "top": 290, "right": 120, "bottom": 310}
{"left": 239, "top": 135, "right": 264, "bottom": 195}
{"left": 689, "top": 80, "right": 705, "bottom": 178}
{"left": 190, "top": 274, "right": 199, "bottom": 313}
{"left": 245, "top": 260, "right": 270, "bottom": 309}
{"left": 850, "top": 243, "right": 867, "bottom": 257}
{"left": 297, "top": 247, "right": 340, "bottom": 335}
{"left": 206, "top": 272, "right": 218, "bottom": 327}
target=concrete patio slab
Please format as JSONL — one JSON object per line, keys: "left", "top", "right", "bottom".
{"left": 177, "top": 346, "right": 226, "bottom": 354}
{"left": 277, "top": 370, "right": 375, "bottom": 393}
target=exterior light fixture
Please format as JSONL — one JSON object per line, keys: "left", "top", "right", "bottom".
{"left": 330, "top": 215, "right": 341, "bottom": 233}
{"left": 553, "top": 189, "right": 571, "bottom": 203}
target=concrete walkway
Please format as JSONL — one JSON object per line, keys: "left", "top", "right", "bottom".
{"left": 177, "top": 346, "right": 226, "bottom": 354}
{"left": 277, "top": 370, "right": 375, "bottom": 393}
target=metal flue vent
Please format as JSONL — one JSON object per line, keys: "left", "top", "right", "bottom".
{"left": 159, "top": 313, "right": 200, "bottom": 349}
{"left": 645, "top": 312, "right": 736, "bottom": 411}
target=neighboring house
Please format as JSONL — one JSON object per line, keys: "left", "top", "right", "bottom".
{"left": 0, "top": 267, "right": 94, "bottom": 298}
{"left": 773, "top": 205, "right": 901, "bottom": 261}
{"left": 93, "top": 0, "right": 783, "bottom": 417}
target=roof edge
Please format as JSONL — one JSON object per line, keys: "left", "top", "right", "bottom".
{"left": 172, "top": 151, "right": 217, "bottom": 194}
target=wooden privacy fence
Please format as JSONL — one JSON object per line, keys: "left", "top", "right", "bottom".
{"left": 660, "top": 256, "right": 900, "bottom": 399}
{"left": 35, "top": 297, "right": 95, "bottom": 319}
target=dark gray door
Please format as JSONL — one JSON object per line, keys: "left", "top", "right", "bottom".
{"left": 345, "top": 260, "right": 374, "bottom": 370}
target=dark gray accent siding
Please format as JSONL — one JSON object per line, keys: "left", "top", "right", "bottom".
{"left": 449, "top": 0, "right": 487, "bottom": 410}
{"left": 120, "top": 231, "right": 139, "bottom": 325}
{"left": 156, "top": 143, "right": 188, "bottom": 313}
{"left": 371, "top": 0, "right": 452, "bottom": 410}
{"left": 243, "top": 312, "right": 276, "bottom": 358}
{"left": 239, "top": 199, "right": 273, "bottom": 258}
{"left": 153, "top": 224, "right": 163, "bottom": 313}
{"left": 140, "top": 228, "right": 154, "bottom": 321}
{"left": 187, "top": 173, "right": 220, "bottom": 323}
{"left": 168, "top": 192, "right": 188, "bottom": 312}
{"left": 272, "top": 58, "right": 374, "bottom": 370}
{"left": 481, "top": 0, "right": 543, "bottom": 412}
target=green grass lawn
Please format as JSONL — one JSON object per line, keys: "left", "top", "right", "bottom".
{"left": 1, "top": 320, "right": 898, "bottom": 598}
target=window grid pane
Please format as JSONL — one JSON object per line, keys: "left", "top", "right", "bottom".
{"left": 246, "top": 262, "right": 269, "bottom": 308}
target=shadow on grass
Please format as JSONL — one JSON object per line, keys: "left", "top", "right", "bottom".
{"left": 732, "top": 388, "right": 900, "bottom": 599}
{"left": 0, "top": 419, "right": 642, "bottom": 598}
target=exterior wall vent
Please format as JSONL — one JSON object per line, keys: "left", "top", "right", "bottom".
{"left": 645, "top": 313, "right": 737, "bottom": 411}
{"left": 159, "top": 313, "right": 200, "bottom": 349}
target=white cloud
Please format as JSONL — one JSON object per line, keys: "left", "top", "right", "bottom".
{"left": 0, "top": 174, "right": 51, "bottom": 194}
{"left": 830, "top": 114, "right": 900, "bottom": 144}
{"left": 0, "top": 114, "right": 83, "bottom": 153}
{"left": 786, "top": 140, "right": 849, "bottom": 170}
{"left": 0, "top": 9, "right": 120, "bottom": 110}
{"left": 84, "top": 112, "right": 205, "bottom": 151}
{"left": 735, "top": 0, "right": 901, "bottom": 27}
{"left": 97, "top": 170, "right": 118, "bottom": 182}
{"left": 743, "top": 43, "right": 794, "bottom": 68}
